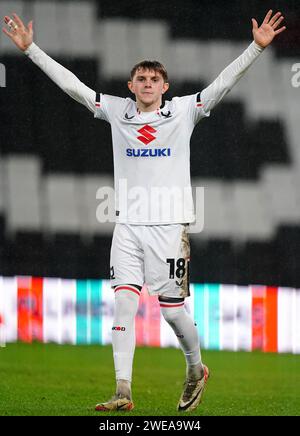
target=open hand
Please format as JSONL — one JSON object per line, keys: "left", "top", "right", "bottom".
{"left": 252, "top": 10, "right": 286, "bottom": 48}
{"left": 2, "top": 13, "right": 33, "bottom": 51}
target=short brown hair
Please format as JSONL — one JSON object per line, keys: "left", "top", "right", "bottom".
{"left": 130, "top": 60, "right": 169, "bottom": 83}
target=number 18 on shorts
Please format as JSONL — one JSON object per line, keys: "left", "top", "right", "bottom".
{"left": 110, "top": 223, "right": 190, "bottom": 298}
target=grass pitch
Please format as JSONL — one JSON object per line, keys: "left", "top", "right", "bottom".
{"left": 0, "top": 342, "right": 299, "bottom": 416}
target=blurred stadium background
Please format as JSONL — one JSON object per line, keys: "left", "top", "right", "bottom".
{"left": 0, "top": 0, "right": 300, "bottom": 360}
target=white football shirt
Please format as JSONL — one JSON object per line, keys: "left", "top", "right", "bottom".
{"left": 25, "top": 41, "right": 264, "bottom": 224}
{"left": 94, "top": 93, "right": 208, "bottom": 224}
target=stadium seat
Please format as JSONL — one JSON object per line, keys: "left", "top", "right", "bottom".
{"left": 275, "top": 226, "right": 300, "bottom": 287}
{"left": 209, "top": 41, "right": 237, "bottom": 81}
{"left": 4, "top": 155, "right": 42, "bottom": 232}
{"left": 0, "top": 159, "right": 4, "bottom": 213}
{"left": 168, "top": 40, "right": 204, "bottom": 82}
{"left": 230, "top": 182, "right": 273, "bottom": 240}
{"left": 192, "top": 180, "right": 233, "bottom": 239}
{"left": 254, "top": 120, "right": 290, "bottom": 167}
{"left": 78, "top": 235, "right": 112, "bottom": 279}
{"left": 65, "top": 1, "right": 97, "bottom": 57}
{"left": 190, "top": 238, "right": 238, "bottom": 284}
{"left": 44, "top": 175, "right": 81, "bottom": 233}
{"left": 79, "top": 175, "right": 115, "bottom": 236}
{"left": 0, "top": 160, "right": 5, "bottom": 266}
{"left": 100, "top": 19, "right": 133, "bottom": 79}
{"left": 3, "top": 231, "right": 45, "bottom": 276}
{"left": 0, "top": 56, "right": 34, "bottom": 154}
{"left": 262, "top": 166, "right": 300, "bottom": 225}
{"left": 0, "top": 216, "right": 5, "bottom": 247}
{"left": 190, "top": 102, "right": 253, "bottom": 179}
{"left": 32, "top": 1, "right": 61, "bottom": 54}
{"left": 45, "top": 233, "right": 82, "bottom": 278}
{"left": 239, "top": 240, "right": 279, "bottom": 286}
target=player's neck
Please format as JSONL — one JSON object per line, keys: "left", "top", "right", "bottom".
{"left": 135, "top": 97, "right": 163, "bottom": 113}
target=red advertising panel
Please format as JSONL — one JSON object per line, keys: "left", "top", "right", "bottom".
{"left": 17, "top": 277, "right": 43, "bottom": 342}
{"left": 263, "top": 287, "right": 278, "bottom": 353}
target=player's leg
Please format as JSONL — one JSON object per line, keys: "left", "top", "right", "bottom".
{"left": 95, "top": 224, "right": 144, "bottom": 412}
{"left": 159, "top": 296, "right": 204, "bottom": 380}
{"left": 112, "top": 284, "right": 141, "bottom": 399}
{"left": 144, "top": 224, "right": 209, "bottom": 411}
{"left": 159, "top": 295, "right": 209, "bottom": 411}
{"left": 95, "top": 283, "right": 141, "bottom": 411}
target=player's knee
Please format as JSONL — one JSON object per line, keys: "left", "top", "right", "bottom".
{"left": 161, "top": 310, "right": 182, "bottom": 326}
{"left": 115, "top": 294, "right": 138, "bottom": 319}
{"left": 158, "top": 296, "right": 185, "bottom": 324}
{"left": 114, "top": 284, "right": 141, "bottom": 318}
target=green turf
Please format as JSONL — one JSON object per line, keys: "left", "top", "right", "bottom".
{"left": 0, "top": 342, "right": 299, "bottom": 416}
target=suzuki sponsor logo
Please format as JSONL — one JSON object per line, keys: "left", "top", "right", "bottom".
{"left": 137, "top": 125, "right": 156, "bottom": 145}
{"left": 126, "top": 148, "right": 171, "bottom": 157}
{"left": 126, "top": 125, "right": 171, "bottom": 157}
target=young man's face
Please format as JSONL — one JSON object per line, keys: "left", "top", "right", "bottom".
{"left": 128, "top": 68, "right": 169, "bottom": 109}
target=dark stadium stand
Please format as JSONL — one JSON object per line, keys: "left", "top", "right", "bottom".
{"left": 239, "top": 240, "right": 280, "bottom": 287}
{"left": 1, "top": 55, "right": 114, "bottom": 174}
{"left": 276, "top": 226, "right": 300, "bottom": 287}
{"left": 0, "top": 56, "right": 34, "bottom": 154}
{"left": 190, "top": 239, "right": 238, "bottom": 285}
{"left": 97, "top": 0, "right": 300, "bottom": 56}
{"left": 1, "top": 231, "right": 113, "bottom": 280}
{"left": 0, "top": 217, "right": 5, "bottom": 273}
{"left": 0, "top": 65, "right": 290, "bottom": 179}
{"left": 1, "top": 0, "right": 299, "bottom": 288}
{"left": 191, "top": 103, "right": 290, "bottom": 180}
{"left": 3, "top": 231, "right": 45, "bottom": 277}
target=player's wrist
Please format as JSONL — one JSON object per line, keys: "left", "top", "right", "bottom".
{"left": 252, "top": 40, "right": 265, "bottom": 51}
{"left": 24, "top": 41, "right": 36, "bottom": 55}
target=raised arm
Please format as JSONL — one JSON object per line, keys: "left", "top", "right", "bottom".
{"left": 2, "top": 13, "right": 96, "bottom": 113}
{"left": 200, "top": 10, "right": 286, "bottom": 114}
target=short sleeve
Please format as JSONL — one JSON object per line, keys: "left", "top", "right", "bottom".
{"left": 94, "top": 93, "right": 127, "bottom": 123}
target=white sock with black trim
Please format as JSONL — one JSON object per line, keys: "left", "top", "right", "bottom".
{"left": 160, "top": 299, "right": 203, "bottom": 380}
{"left": 112, "top": 285, "right": 140, "bottom": 396}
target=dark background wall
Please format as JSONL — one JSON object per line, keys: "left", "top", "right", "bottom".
{"left": 0, "top": 0, "right": 300, "bottom": 287}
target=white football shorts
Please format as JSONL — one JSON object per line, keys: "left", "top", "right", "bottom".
{"left": 110, "top": 223, "right": 190, "bottom": 298}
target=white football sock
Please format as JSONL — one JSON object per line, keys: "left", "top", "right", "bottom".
{"left": 160, "top": 300, "right": 203, "bottom": 380}
{"left": 116, "top": 379, "right": 132, "bottom": 400}
{"left": 112, "top": 286, "right": 140, "bottom": 388}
